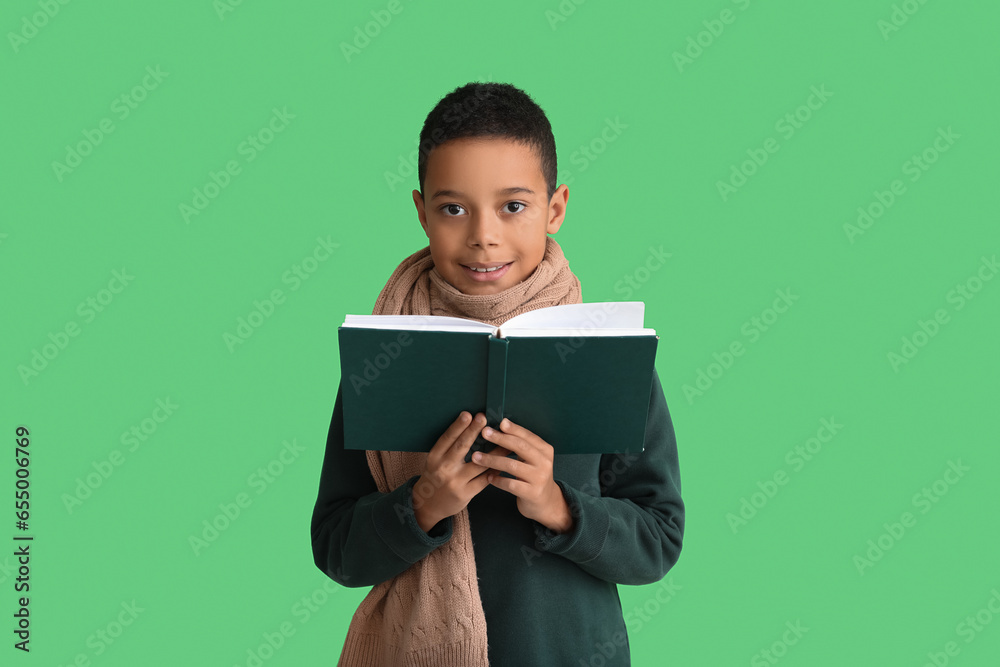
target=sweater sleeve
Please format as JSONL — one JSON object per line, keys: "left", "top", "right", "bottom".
{"left": 530, "top": 368, "right": 685, "bottom": 585}
{"left": 310, "top": 383, "right": 455, "bottom": 588}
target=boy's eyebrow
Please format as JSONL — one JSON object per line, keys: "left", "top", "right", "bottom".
{"left": 430, "top": 186, "right": 535, "bottom": 200}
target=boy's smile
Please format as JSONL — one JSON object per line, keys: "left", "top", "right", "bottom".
{"left": 413, "top": 137, "right": 568, "bottom": 296}
{"left": 460, "top": 260, "right": 513, "bottom": 283}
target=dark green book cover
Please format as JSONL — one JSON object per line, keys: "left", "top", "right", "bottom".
{"left": 338, "top": 303, "right": 658, "bottom": 455}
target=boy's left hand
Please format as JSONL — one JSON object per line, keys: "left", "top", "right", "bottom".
{"left": 473, "top": 418, "right": 574, "bottom": 534}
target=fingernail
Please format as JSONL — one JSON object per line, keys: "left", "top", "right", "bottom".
{"left": 483, "top": 427, "right": 492, "bottom": 436}
{"left": 501, "top": 418, "right": 509, "bottom": 428}
{"left": 473, "top": 452, "right": 482, "bottom": 462}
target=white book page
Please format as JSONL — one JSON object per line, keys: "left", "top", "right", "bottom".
{"left": 499, "top": 302, "right": 648, "bottom": 336}
{"left": 340, "top": 314, "right": 496, "bottom": 334}
{"left": 503, "top": 327, "right": 657, "bottom": 338}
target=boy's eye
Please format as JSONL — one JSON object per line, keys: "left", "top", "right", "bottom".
{"left": 439, "top": 202, "right": 526, "bottom": 216}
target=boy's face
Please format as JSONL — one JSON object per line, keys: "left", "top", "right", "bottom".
{"left": 412, "top": 137, "right": 568, "bottom": 296}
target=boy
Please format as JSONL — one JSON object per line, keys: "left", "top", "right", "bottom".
{"left": 311, "top": 82, "right": 684, "bottom": 666}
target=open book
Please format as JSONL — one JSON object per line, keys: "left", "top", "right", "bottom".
{"left": 338, "top": 302, "right": 658, "bottom": 455}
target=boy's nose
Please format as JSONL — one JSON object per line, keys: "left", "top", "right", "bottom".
{"left": 467, "top": 213, "right": 502, "bottom": 247}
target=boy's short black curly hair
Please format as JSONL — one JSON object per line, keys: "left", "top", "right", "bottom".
{"left": 417, "top": 82, "right": 558, "bottom": 201}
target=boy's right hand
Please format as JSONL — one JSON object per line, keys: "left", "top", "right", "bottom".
{"left": 412, "top": 411, "right": 509, "bottom": 534}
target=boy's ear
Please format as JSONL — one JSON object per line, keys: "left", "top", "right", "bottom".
{"left": 545, "top": 184, "right": 569, "bottom": 234}
{"left": 412, "top": 189, "right": 429, "bottom": 236}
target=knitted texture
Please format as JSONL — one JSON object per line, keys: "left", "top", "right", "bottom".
{"left": 337, "top": 236, "right": 582, "bottom": 666}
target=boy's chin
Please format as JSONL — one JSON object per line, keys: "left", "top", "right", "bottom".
{"left": 453, "top": 279, "right": 513, "bottom": 295}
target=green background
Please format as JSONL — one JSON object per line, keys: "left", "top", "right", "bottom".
{"left": 3, "top": 0, "right": 998, "bottom": 664}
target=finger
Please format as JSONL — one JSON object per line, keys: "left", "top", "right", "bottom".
{"left": 457, "top": 436, "right": 512, "bottom": 483}
{"left": 487, "top": 473, "right": 529, "bottom": 498}
{"left": 481, "top": 443, "right": 512, "bottom": 459}
{"left": 481, "top": 426, "right": 535, "bottom": 461}
{"left": 497, "top": 418, "right": 545, "bottom": 452}
{"left": 472, "top": 469, "right": 493, "bottom": 495}
{"left": 472, "top": 449, "right": 526, "bottom": 478}
{"left": 447, "top": 412, "right": 487, "bottom": 462}
{"left": 433, "top": 411, "right": 472, "bottom": 453}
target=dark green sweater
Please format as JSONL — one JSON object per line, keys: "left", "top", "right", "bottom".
{"left": 310, "top": 368, "right": 684, "bottom": 666}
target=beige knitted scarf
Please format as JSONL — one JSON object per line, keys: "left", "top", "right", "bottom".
{"left": 337, "top": 235, "right": 582, "bottom": 666}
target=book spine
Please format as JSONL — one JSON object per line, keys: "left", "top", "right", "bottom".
{"left": 485, "top": 336, "right": 509, "bottom": 427}
{"left": 465, "top": 336, "right": 509, "bottom": 463}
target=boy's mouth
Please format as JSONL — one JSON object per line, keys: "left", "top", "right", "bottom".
{"left": 460, "top": 261, "right": 513, "bottom": 282}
